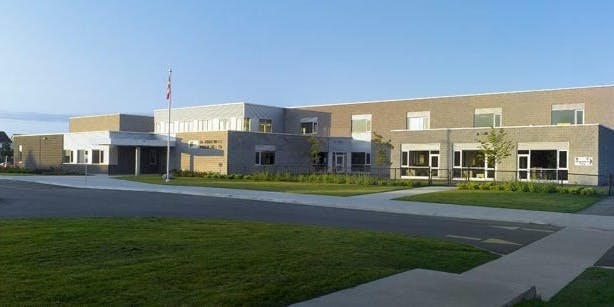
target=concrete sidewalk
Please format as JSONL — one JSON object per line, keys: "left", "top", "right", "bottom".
{"left": 296, "top": 227, "right": 614, "bottom": 306}
{"left": 581, "top": 196, "right": 614, "bottom": 216}
{"left": 2, "top": 175, "right": 614, "bottom": 231}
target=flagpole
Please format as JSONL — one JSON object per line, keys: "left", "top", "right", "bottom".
{"left": 166, "top": 68, "right": 172, "bottom": 183}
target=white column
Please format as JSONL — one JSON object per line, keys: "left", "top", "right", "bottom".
{"left": 135, "top": 147, "right": 141, "bottom": 176}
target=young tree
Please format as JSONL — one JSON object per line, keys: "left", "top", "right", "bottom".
{"left": 307, "top": 135, "right": 321, "bottom": 166}
{"left": 0, "top": 143, "right": 12, "bottom": 164}
{"left": 372, "top": 132, "right": 394, "bottom": 167}
{"left": 478, "top": 128, "right": 514, "bottom": 173}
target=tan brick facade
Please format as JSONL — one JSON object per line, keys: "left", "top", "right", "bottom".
{"left": 13, "top": 134, "right": 64, "bottom": 169}
{"left": 69, "top": 114, "right": 153, "bottom": 133}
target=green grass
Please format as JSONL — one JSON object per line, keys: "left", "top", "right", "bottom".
{"left": 396, "top": 190, "right": 603, "bottom": 213}
{"left": 0, "top": 218, "right": 497, "bottom": 306}
{"left": 516, "top": 267, "right": 614, "bottom": 306}
{"left": 120, "top": 175, "right": 409, "bottom": 196}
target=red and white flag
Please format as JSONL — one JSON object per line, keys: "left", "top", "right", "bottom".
{"left": 166, "top": 69, "right": 172, "bottom": 101}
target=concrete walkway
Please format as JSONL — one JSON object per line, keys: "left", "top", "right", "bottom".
{"left": 2, "top": 175, "right": 614, "bottom": 305}
{"left": 296, "top": 227, "right": 614, "bottom": 306}
{"left": 580, "top": 196, "right": 614, "bottom": 216}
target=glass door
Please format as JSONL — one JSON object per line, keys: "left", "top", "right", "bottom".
{"left": 334, "top": 153, "right": 346, "bottom": 173}
{"left": 430, "top": 154, "right": 439, "bottom": 177}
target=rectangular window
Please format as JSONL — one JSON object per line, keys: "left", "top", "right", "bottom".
{"left": 408, "top": 151, "right": 429, "bottom": 167}
{"left": 219, "top": 119, "right": 230, "bottom": 131}
{"left": 407, "top": 111, "right": 430, "bottom": 130}
{"left": 77, "top": 150, "right": 87, "bottom": 164}
{"left": 301, "top": 122, "right": 318, "bottom": 134}
{"left": 91, "top": 149, "right": 104, "bottom": 164}
{"left": 551, "top": 104, "right": 584, "bottom": 125}
{"left": 243, "top": 118, "right": 251, "bottom": 131}
{"left": 188, "top": 140, "right": 199, "bottom": 149}
{"left": 454, "top": 151, "right": 461, "bottom": 167}
{"left": 351, "top": 114, "right": 372, "bottom": 133}
{"left": 351, "top": 152, "right": 371, "bottom": 165}
{"left": 474, "top": 108, "right": 502, "bottom": 128}
{"left": 63, "top": 150, "right": 73, "bottom": 163}
{"left": 453, "top": 150, "right": 495, "bottom": 180}
{"left": 558, "top": 151, "right": 568, "bottom": 168}
{"left": 256, "top": 151, "right": 275, "bottom": 165}
{"left": 259, "top": 119, "right": 272, "bottom": 133}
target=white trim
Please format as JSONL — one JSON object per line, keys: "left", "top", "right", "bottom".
{"left": 69, "top": 113, "right": 121, "bottom": 119}
{"left": 453, "top": 143, "right": 482, "bottom": 151}
{"left": 288, "top": 84, "right": 614, "bottom": 109}
{"left": 390, "top": 123, "right": 600, "bottom": 132}
{"left": 255, "top": 145, "right": 276, "bottom": 151}
{"left": 351, "top": 114, "right": 372, "bottom": 120}
{"left": 474, "top": 107, "right": 502, "bottom": 115}
{"left": 552, "top": 103, "right": 584, "bottom": 111}
{"left": 401, "top": 143, "right": 440, "bottom": 151}
{"left": 407, "top": 111, "right": 430, "bottom": 118}
{"left": 518, "top": 142, "right": 569, "bottom": 151}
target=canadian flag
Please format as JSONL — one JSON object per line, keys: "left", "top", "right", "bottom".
{"left": 166, "top": 69, "right": 172, "bottom": 101}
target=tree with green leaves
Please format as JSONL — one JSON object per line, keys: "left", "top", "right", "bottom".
{"left": 0, "top": 143, "right": 12, "bottom": 164}
{"left": 478, "top": 128, "right": 514, "bottom": 175}
{"left": 372, "top": 132, "right": 394, "bottom": 167}
{"left": 307, "top": 135, "right": 321, "bottom": 166}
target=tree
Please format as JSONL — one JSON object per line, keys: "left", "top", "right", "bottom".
{"left": 372, "top": 132, "right": 394, "bottom": 167}
{"left": 307, "top": 135, "right": 321, "bottom": 166}
{"left": 0, "top": 143, "right": 12, "bottom": 164}
{"left": 478, "top": 128, "right": 514, "bottom": 172}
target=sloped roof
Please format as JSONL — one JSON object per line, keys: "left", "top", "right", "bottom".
{"left": 0, "top": 131, "right": 11, "bottom": 144}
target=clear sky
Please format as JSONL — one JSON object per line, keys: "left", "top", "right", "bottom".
{"left": 1, "top": 0, "right": 613, "bottom": 136}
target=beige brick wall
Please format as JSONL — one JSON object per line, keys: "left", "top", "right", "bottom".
{"left": 13, "top": 134, "right": 64, "bottom": 169}
{"left": 293, "top": 86, "right": 614, "bottom": 140}
{"left": 391, "top": 125, "right": 600, "bottom": 185}
{"left": 69, "top": 114, "right": 153, "bottom": 132}
{"left": 175, "top": 131, "right": 229, "bottom": 174}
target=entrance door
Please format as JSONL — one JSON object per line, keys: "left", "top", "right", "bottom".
{"left": 430, "top": 154, "right": 439, "bottom": 177}
{"left": 334, "top": 153, "right": 346, "bottom": 173}
{"left": 518, "top": 154, "right": 529, "bottom": 181}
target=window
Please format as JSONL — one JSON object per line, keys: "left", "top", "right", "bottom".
{"left": 259, "top": 119, "right": 272, "bottom": 133}
{"left": 351, "top": 152, "right": 371, "bottom": 171}
{"left": 301, "top": 122, "right": 318, "bottom": 134}
{"left": 18, "top": 145, "right": 22, "bottom": 162}
{"left": 91, "top": 149, "right": 104, "bottom": 164}
{"left": 314, "top": 152, "right": 328, "bottom": 165}
{"left": 400, "top": 148, "right": 440, "bottom": 177}
{"left": 243, "top": 118, "right": 251, "bottom": 131}
{"left": 77, "top": 150, "right": 88, "bottom": 164}
{"left": 219, "top": 119, "right": 230, "bottom": 131}
{"left": 63, "top": 150, "right": 73, "bottom": 163}
{"left": 474, "top": 108, "right": 502, "bottom": 128}
{"left": 453, "top": 150, "right": 495, "bottom": 179}
{"left": 551, "top": 104, "right": 584, "bottom": 125}
{"left": 255, "top": 151, "right": 275, "bottom": 165}
{"left": 351, "top": 114, "right": 372, "bottom": 133}
{"left": 407, "top": 111, "right": 430, "bottom": 130}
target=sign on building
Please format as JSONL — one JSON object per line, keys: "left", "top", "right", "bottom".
{"left": 574, "top": 156, "right": 593, "bottom": 166}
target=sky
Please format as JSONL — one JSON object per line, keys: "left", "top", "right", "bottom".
{"left": 1, "top": 0, "right": 613, "bottom": 136}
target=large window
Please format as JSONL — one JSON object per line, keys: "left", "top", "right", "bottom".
{"left": 351, "top": 152, "right": 371, "bottom": 172}
{"left": 518, "top": 149, "right": 568, "bottom": 181}
{"left": 259, "top": 119, "right": 272, "bottom": 133}
{"left": 91, "top": 149, "right": 104, "bottom": 164}
{"left": 400, "top": 149, "right": 439, "bottom": 178}
{"left": 255, "top": 151, "right": 275, "bottom": 165}
{"left": 474, "top": 108, "right": 502, "bottom": 128}
{"left": 77, "top": 150, "right": 87, "bottom": 164}
{"left": 551, "top": 104, "right": 584, "bottom": 125}
{"left": 301, "top": 121, "right": 318, "bottom": 134}
{"left": 243, "top": 118, "right": 251, "bottom": 131}
{"left": 63, "top": 150, "right": 73, "bottom": 163}
{"left": 407, "top": 111, "right": 430, "bottom": 130}
{"left": 453, "top": 150, "right": 495, "bottom": 180}
{"left": 351, "top": 115, "right": 372, "bottom": 133}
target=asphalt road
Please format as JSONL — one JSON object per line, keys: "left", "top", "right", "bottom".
{"left": 0, "top": 180, "right": 564, "bottom": 255}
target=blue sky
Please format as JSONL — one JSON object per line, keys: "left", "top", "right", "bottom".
{"left": 1, "top": 0, "right": 613, "bottom": 136}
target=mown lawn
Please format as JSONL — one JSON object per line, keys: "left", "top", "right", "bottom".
{"left": 516, "top": 267, "right": 614, "bottom": 306}
{"left": 120, "top": 175, "right": 409, "bottom": 196}
{"left": 396, "top": 190, "right": 603, "bottom": 213}
{"left": 0, "top": 218, "right": 497, "bottom": 306}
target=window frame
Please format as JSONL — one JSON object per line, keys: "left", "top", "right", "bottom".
{"left": 258, "top": 119, "right": 273, "bottom": 133}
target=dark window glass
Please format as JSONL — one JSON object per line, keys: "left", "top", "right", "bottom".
{"left": 454, "top": 151, "right": 461, "bottom": 167}
{"left": 259, "top": 119, "right": 272, "bottom": 133}
{"left": 261, "top": 151, "right": 275, "bottom": 165}
{"left": 558, "top": 151, "right": 567, "bottom": 168}
{"left": 401, "top": 151, "right": 408, "bottom": 166}
{"left": 408, "top": 151, "right": 429, "bottom": 166}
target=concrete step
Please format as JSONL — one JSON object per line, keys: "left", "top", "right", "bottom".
{"left": 293, "top": 269, "right": 536, "bottom": 307}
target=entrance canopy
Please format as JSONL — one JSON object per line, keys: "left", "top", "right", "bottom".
{"left": 64, "top": 131, "right": 176, "bottom": 147}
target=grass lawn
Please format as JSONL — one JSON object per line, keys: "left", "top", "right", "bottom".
{"left": 516, "top": 267, "right": 614, "bottom": 306}
{"left": 120, "top": 175, "right": 409, "bottom": 196}
{"left": 0, "top": 218, "right": 497, "bottom": 306}
{"left": 396, "top": 190, "right": 603, "bottom": 213}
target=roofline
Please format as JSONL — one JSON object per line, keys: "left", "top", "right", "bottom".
{"left": 390, "top": 123, "right": 601, "bottom": 132}
{"left": 153, "top": 101, "right": 246, "bottom": 112}
{"left": 289, "top": 84, "right": 614, "bottom": 109}
{"left": 12, "top": 133, "right": 66, "bottom": 137}
{"left": 69, "top": 113, "right": 152, "bottom": 119}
